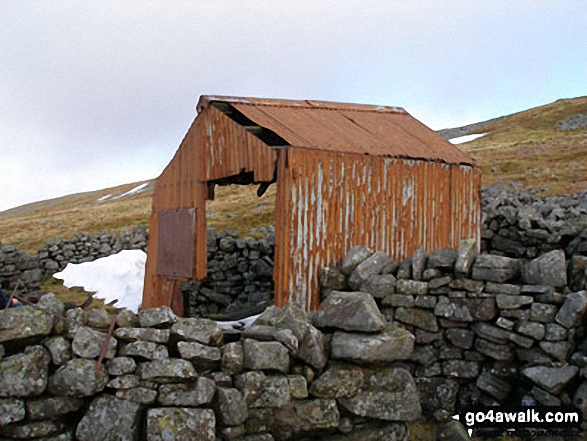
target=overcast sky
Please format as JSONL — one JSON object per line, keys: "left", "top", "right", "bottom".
{"left": 1, "top": 1, "right": 586, "bottom": 212}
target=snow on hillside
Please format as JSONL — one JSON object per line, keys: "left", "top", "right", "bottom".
{"left": 448, "top": 133, "right": 488, "bottom": 144}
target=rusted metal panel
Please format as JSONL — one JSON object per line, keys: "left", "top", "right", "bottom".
{"left": 156, "top": 208, "right": 196, "bottom": 278}
{"left": 274, "top": 148, "right": 480, "bottom": 310}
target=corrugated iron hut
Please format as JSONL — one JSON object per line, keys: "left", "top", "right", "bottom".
{"left": 142, "top": 96, "right": 480, "bottom": 315}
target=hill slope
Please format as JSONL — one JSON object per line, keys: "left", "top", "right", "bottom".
{"left": 442, "top": 96, "right": 587, "bottom": 195}
{"left": 1, "top": 96, "right": 585, "bottom": 252}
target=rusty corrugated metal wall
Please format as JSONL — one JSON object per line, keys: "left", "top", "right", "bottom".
{"left": 142, "top": 106, "right": 277, "bottom": 312}
{"left": 143, "top": 96, "right": 481, "bottom": 315}
{"left": 274, "top": 148, "right": 480, "bottom": 311}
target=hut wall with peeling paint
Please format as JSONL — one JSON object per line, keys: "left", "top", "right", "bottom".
{"left": 142, "top": 96, "right": 481, "bottom": 315}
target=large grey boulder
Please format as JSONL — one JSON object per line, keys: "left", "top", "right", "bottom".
{"left": 348, "top": 252, "right": 393, "bottom": 290}
{"left": 331, "top": 325, "right": 414, "bottom": 364}
{"left": 72, "top": 326, "right": 117, "bottom": 359}
{"left": 522, "top": 366, "right": 578, "bottom": 394}
{"left": 522, "top": 250, "right": 567, "bottom": 287}
{"left": 555, "top": 290, "right": 587, "bottom": 328}
{"left": 0, "top": 346, "right": 49, "bottom": 398}
{"left": 243, "top": 339, "right": 289, "bottom": 373}
{"left": 315, "top": 291, "right": 386, "bottom": 332}
{"left": 137, "top": 359, "right": 197, "bottom": 382}
{"left": 48, "top": 358, "right": 108, "bottom": 396}
{"left": 0, "top": 306, "right": 53, "bottom": 344}
{"left": 171, "top": 318, "right": 223, "bottom": 346}
{"left": 146, "top": 407, "right": 216, "bottom": 441}
{"left": 360, "top": 274, "right": 396, "bottom": 298}
{"left": 43, "top": 336, "right": 72, "bottom": 366}
{"left": 158, "top": 377, "right": 216, "bottom": 406}
{"left": 76, "top": 395, "right": 141, "bottom": 441}
{"left": 138, "top": 306, "right": 178, "bottom": 328}
{"left": 341, "top": 246, "right": 373, "bottom": 275}
{"left": 310, "top": 362, "right": 364, "bottom": 399}
{"left": 471, "top": 255, "right": 521, "bottom": 282}
{"left": 338, "top": 367, "right": 421, "bottom": 421}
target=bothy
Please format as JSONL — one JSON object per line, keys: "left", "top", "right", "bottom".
{"left": 143, "top": 96, "right": 480, "bottom": 315}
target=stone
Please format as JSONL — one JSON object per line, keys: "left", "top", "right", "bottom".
{"left": 382, "top": 294, "right": 414, "bottom": 307}
{"left": 320, "top": 267, "right": 348, "bottom": 290}
{"left": 222, "top": 341, "right": 243, "bottom": 374}
{"left": 249, "top": 376, "right": 291, "bottom": 408}
{"left": 436, "top": 297, "right": 497, "bottom": 321}
{"left": 72, "top": 326, "right": 117, "bottom": 359}
{"left": 287, "top": 375, "right": 308, "bottom": 399}
{"left": 496, "top": 294, "right": 533, "bottom": 309}
{"left": 0, "top": 398, "right": 25, "bottom": 426}
{"left": 106, "top": 357, "right": 137, "bottom": 375}
{"left": 427, "top": 248, "right": 458, "bottom": 271}
{"left": 108, "top": 374, "right": 140, "bottom": 389}
{"left": 158, "top": 377, "right": 216, "bottom": 406}
{"left": 310, "top": 362, "right": 364, "bottom": 399}
{"left": 138, "top": 306, "right": 178, "bottom": 328}
{"left": 0, "top": 420, "right": 64, "bottom": 439}
{"left": 137, "top": 358, "right": 197, "bottom": 382}
{"left": 177, "top": 341, "right": 221, "bottom": 368}
{"left": 274, "top": 399, "right": 339, "bottom": 437}
{"left": 416, "top": 377, "right": 459, "bottom": 415}
{"left": 216, "top": 387, "right": 248, "bottom": 425}
{"left": 235, "top": 371, "right": 266, "bottom": 406}
{"left": 87, "top": 308, "right": 112, "bottom": 328}
{"left": 331, "top": 325, "right": 414, "bottom": 363}
{"left": 360, "top": 274, "right": 396, "bottom": 298}
{"left": 445, "top": 328, "right": 475, "bottom": 349}
{"left": 530, "top": 303, "right": 558, "bottom": 323}
{"left": 27, "top": 396, "right": 83, "bottom": 420}
{"left": 43, "top": 336, "right": 72, "bottom": 365}
{"left": 243, "top": 339, "right": 289, "bottom": 373}
{"left": 171, "top": 318, "right": 223, "bottom": 346}
{"left": 411, "top": 247, "right": 427, "bottom": 280}
{"left": 485, "top": 282, "right": 521, "bottom": 295}
{"left": 442, "top": 360, "right": 480, "bottom": 379}
{"left": 569, "top": 256, "right": 587, "bottom": 291}
{"left": 315, "top": 291, "right": 386, "bottom": 332}
{"left": 522, "top": 250, "right": 567, "bottom": 287}
{"left": 0, "top": 306, "right": 53, "bottom": 344}
{"left": 474, "top": 338, "right": 513, "bottom": 361}
{"left": 545, "top": 323, "right": 568, "bottom": 341}
{"left": 455, "top": 238, "right": 478, "bottom": 276}
{"left": 0, "top": 346, "right": 49, "bottom": 398}
{"left": 411, "top": 345, "right": 437, "bottom": 365}
{"left": 338, "top": 368, "right": 421, "bottom": 421}
{"left": 522, "top": 366, "right": 578, "bottom": 394}
{"left": 114, "top": 327, "right": 170, "bottom": 344}
{"left": 395, "top": 307, "right": 438, "bottom": 332}
{"left": 117, "top": 309, "right": 139, "bottom": 327}
{"left": 495, "top": 317, "right": 515, "bottom": 330}
{"left": 48, "top": 358, "right": 108, "bottom": 396}
{"left": 428, "top": 276, "right": 452, "bottom": 290}
{"left": 341, "top": 246, "right": 373, "bottom": 275}
{"left": 396, "top": 279, "right": 428, "bottom": 295}
{"left": 348, "top": 252, "right": 393, "bottom": 290}
{"left": 146, "top": 407, "right": 215, "bottom": 441}
{"left": 516, "top": 322, "right": 545, "bottom": 344}
{"left": 539, "top": 341, "right": 573, "bottom": 361}
{"left": 555, "top": 290, "right": 587, "bottom": 328}
{"left": 437, "top": 420, "right": 471, "bottom": 441}
{"left": 116, "top": 387, "right": 158, "bottom": 405}
{"left": 38, "top": 293, "right": 65, "bottom": 317}
{"left": 471, "top": 255, "right": 521, "bottom": 282}
{"left": 531, "top": 386, "right": 561, "bottom": 406}
{"left": 476, "top": 373, "right": 511, "bottom": 402}
{"left": 472, "top": 322, "right": 510, "bottom": 344}
{"left": 516, "top": 348, "right": 553, "bottom": 365}
{"left": 75, "top": 395, "right": 141, "bottom": 441}
{"left": 414, "top": 295, "right": 438, "bottom": 308}
{"left": 396, "top": 257, "right": 412, "bottom": 279}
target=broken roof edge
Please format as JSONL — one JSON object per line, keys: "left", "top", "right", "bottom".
{"left": 196, "top": 95, "right": 408, "bottom": 115}
{"left": 278, "top": 145, "right": 477, "bottom": 167}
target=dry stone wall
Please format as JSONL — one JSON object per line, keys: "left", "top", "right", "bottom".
{"left": 1, "top": 239, "right": 587, "bottom": 439}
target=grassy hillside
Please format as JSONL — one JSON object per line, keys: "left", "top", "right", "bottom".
{"left": 1, "top": 97, "right": 585, "bottom": 254}
{"left": 457, "top": 96, "right": 587, "bottom": 195}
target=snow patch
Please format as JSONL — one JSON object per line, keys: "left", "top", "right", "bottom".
{"left": 448, "top": 133, "right": 488, "bottom": 144}
{"left": 111, "top": 183, "right": 149, "bottom": 200}
{"left": 54, "top": 250, "right": 146, "bottom": 313}
{"left": 97, "top": 194, "right": 112, "bottom": 202}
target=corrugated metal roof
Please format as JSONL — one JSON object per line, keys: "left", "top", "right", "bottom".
{"left": 196, "top": 95, "right": 475, "bottom": 166}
